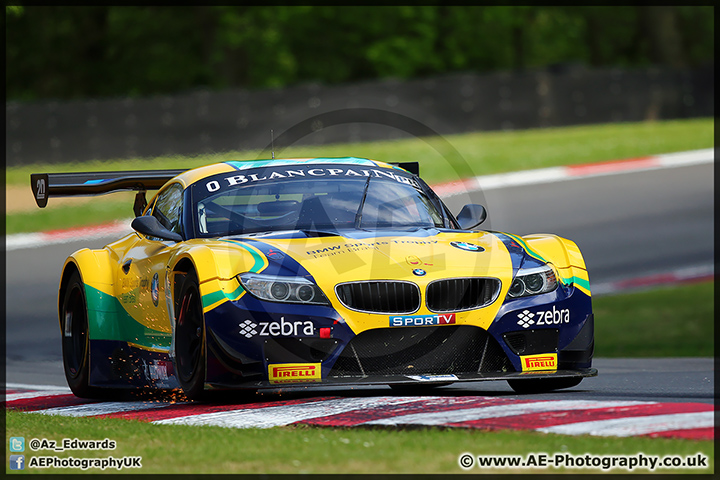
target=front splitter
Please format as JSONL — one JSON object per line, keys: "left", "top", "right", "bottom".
{"left": 206, "top": 368, "right": 598, "bottom": 390}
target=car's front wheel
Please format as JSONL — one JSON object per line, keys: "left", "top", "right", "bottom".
{"left": 507, "top": 377, "right": 582, "bottom": 394}
{"left": 61, "top": 270, "right": 103, "bottom": 398}
{"left": 174, "top": 270, "right": 207, "bottom": 400}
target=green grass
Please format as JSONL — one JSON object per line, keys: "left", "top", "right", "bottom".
{"left": 593, "top": 281, "right": 714, "bottom": 357}
{"left": 5, "top": 118, "right": 713, "bottom": 235}
{"left": 5, "top": 200, "right": 133, "bottom": 234}
{"left": 5, "top": 411, "right": 713, "bottom": 475}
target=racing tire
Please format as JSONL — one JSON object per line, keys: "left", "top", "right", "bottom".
{"left": 507, "top": 377, "right": 582, "bottom": 394}
{"left": 174, "top": 270, "right": 207, "bottom": 400}
{"left": 61, "top": 270, "right": 104, "bottom": 398}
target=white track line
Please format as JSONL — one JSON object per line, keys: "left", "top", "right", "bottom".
{"left": 363, "top": 400, "right": 653, "bottom": 426}
{"left": 7, "top": 388, "right": 714, "bottom": 439}
{"left": 33, "top": 401, "right": 172, "bottom": 417}
{"left": 473, "top": 167, "right": 567, "bottom": 191}
{"left": 538, "top": 411, "right": 715, "bottom": 437}
{"left": 592, "top": 263, "right": 714, "bottom": 296}
{"left": 6, "top": 220, "right": 134, "bottom": 251}
{"left": 657, "top": 148, "right": 715, "bottom": 166}
{"left": 6, "top": 382, "right": 72, "bottom": 391}
{"left": 6, "top": 390, "right": 74, "bottom": 402}
{"left": 437, "top": 148, "right": 714, "bottom": 196}
{"left": 153, "top": 396, "right": 425, "bottom": 428}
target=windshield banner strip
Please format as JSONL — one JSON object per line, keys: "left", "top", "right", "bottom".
{"left": 201, "top": 165, "right": 418, "bottom": 194}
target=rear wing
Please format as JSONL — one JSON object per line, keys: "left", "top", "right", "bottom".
{"left": 31, "top": 169, "right": 186, "bottom": 216}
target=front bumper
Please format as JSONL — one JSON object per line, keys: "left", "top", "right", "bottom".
{"left": 202, "top": 280, "right": 594, "bottom": 390}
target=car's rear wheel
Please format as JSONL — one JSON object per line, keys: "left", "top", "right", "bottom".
{"left": 61, "top": 270, "right": 103, "bottom": 398}
{"left": 174, "top": 270, "right": 206, "bottom": 400}
{"left": 507, "top": 377, "right": 583, "bottom": 394}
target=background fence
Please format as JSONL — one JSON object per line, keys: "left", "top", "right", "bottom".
{"left": 5, "top": 65, "right": 713, "bottom": 166}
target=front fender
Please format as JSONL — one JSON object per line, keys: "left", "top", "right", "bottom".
{"left": 523, "top": 234, "right": 586, "bottom": 269}
{"left": 523, "top": 234, "right": 591, "bottom": 297}
{"left": 170, "top": 241, "right": 268, "bottom": 314}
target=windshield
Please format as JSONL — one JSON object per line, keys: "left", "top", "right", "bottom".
{"left": 191, "top": 165, "right": 450, "bottom": 237}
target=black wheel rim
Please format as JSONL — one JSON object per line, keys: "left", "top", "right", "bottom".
{"left": 176, "top": 289, "right": 203, "bottom": 383}
{"left": 63, "top": 284, "right": 87, "bottom": 378}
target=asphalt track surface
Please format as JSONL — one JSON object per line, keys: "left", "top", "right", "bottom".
{"left": 5, "top": 162, "right": 714, "bottom": 405}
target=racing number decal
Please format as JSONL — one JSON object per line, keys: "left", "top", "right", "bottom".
{"left": 36, "top": 178, "right": 46, "bottom": 200}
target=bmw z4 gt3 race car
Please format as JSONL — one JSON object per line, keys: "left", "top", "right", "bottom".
{"left": 31, "top": 157, "right": 595, "bottom": 399}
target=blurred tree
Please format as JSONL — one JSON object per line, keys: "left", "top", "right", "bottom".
{"left": 558, "top": 6, "right": 640, "bottom": 67}
{"left": 104, "top": 6, "right": 212, "bottom": 96}
{"left": 212, "top": 6, "right": 298, "bottom": 88}
{"left": 4, "top": 5, "right": 714, "bottom": 101}
{"left": 676, "top": 7, "right": 714, "bottom": 66}
{"left": 362, "top": 6, "right": 444, "bottom": 78}
{"left": 638, "top": 6, "right": 685, "bottom": 67}
{"left": 5, "top": 5, "right": 23, "bottom": 16}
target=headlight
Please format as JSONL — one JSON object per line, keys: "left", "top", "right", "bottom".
{"left": 238, "top": 273, "right": 331, "bottom": 305}
{"left": 507, "top": 265, "right": 557, "bottom": 298}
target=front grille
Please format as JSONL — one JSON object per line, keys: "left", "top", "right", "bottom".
{"left": 426, "top": 278, "right": 500, "bottom": 312}
{"left": 335, "top": 281, "right": 420, "bottom": 314}
{"left": 329, "top": 325, "right": 513, "bottom": 377}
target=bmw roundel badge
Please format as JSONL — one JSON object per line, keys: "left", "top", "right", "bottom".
{"left": 413, "top": 268, "right": 427, "bottom": 276}
{"left": 450, "top": 241, "right": 485, "bottom": 252}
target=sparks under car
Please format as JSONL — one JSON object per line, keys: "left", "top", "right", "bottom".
{"left": 31, "top": 158, "right": 595, "bottom": 399}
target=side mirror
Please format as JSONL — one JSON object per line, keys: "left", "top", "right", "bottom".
{"left": 457, "top": 204, "right": 487, "bottom": 230}
{"left": 131, "top": 216, "right": 183, "bottom": 242}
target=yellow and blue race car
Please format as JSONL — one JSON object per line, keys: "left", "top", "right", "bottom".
{"left": 31, "top": 157, "right": 595, "bottom": 399}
